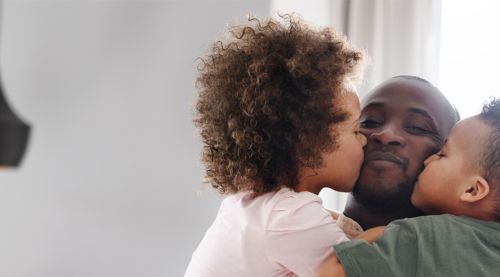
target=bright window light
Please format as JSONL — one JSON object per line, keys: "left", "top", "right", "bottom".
{"left": 439, "top": 0, "right": 500, "bottom": 118}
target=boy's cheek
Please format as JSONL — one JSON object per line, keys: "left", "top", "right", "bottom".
{"left": 410, "top": 184, "right": 422, "bottom": 207}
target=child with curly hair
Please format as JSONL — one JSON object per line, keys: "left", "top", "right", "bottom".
{"left": 185, "top": 15, "right": 366, "bottom": 276}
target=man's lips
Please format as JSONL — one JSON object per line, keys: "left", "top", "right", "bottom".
{"left": 364, "top": 151, "right": 406, "bottom": 166}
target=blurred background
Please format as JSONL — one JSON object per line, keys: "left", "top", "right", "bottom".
{"left": 0, "top": 0, "right": 498, "bottom": 276}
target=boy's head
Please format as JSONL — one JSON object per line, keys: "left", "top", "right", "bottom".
{"left": 194, "top": 15, "right": 365, "bottom": 194}
{"left": 412, "top": 98, "right": 500, "bottom": 221}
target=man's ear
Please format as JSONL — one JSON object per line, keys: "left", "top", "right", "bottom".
{"left": 459, "top": 176, "right": 490, "bottom": 203}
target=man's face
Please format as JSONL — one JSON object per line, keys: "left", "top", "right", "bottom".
{"left": 352, "top": 79, "right": 456, "bottom": 209}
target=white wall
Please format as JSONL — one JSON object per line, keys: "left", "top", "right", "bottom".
{"left": 0, "top": 1, "right": 269, "bottom": 276}
{"left": 439, "top": 0, "right": 500, "bottom": 118}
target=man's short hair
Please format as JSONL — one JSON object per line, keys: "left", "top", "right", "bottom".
{"left": 392, "top": 75, "right": 461, "bottom": 121}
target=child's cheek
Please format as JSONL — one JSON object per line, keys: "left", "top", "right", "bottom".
{"left": 410, "top": 185, "right": 422, "bottom": 207}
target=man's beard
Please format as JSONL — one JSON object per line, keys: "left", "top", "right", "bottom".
{"left": 351, "top": 174, "right": 417, "bottom": 212}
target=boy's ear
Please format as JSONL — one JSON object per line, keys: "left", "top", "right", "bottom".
{"left": 459, "top": 176, "right": 490, "bottom": 203}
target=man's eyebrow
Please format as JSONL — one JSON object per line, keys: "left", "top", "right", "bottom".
{"left": 408, "top": 107, "right": 436, "bottom": 123}
{"left": 408, "top": 107, "right": 441, "bottom": 136}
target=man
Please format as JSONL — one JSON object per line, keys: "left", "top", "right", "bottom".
{"left": 337, "top": 75, "right": 460, "bottom": 236}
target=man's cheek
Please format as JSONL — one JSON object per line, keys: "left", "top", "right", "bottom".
{"left": 407, "top": 162, "right": 425, "bottom": 181}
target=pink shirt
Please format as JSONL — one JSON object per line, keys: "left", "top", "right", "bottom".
{"left": 185, "top": 188, "right": 349, "bottom": 277}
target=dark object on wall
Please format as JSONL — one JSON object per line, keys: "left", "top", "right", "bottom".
{"left": 0, "top": 79, "right": 30, "bottom": 167}
{"left": 0, "top": 2, "right": 30, "bottom": 168}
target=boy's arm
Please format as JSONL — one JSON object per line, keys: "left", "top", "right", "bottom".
{"left": 316, "top": 253, "right": 346, "bottom": 277}
{"left": 318, "top": 221, "right": 419, "bottom": 277}
{"left": 354, "top": 226, "right": 385, "bottom": 243}
{"left": 315, "top": 227, "right": 385, "bottom": 277}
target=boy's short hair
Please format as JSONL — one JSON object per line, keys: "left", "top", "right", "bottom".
{"left": 478, "top": 98, "right": 500, "bottom": 220}
{"left": 194, "top": 15, "right": 365, "bottom": 194}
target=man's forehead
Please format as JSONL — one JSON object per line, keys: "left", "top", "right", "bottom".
{"left": 361, "top": 79, "right": 458, "bottom": 138}
{"left": 361, "top": 80, "right": 446, "bottom": 116}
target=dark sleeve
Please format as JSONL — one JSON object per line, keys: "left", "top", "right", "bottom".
{"left": 333, "top": 220, "right": 419, "bottom": 277}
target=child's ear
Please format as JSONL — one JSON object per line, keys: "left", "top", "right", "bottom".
{"left": 459, "top": 176, "right": 490, "bottom": 203}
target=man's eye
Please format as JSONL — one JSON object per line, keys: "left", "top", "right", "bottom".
{"left": 405, "top": 125, "right": 431, "bottom": 134}
{"left": 360, "top": 119, "right": 381, "bottom": 128}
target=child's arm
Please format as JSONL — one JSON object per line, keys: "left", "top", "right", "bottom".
{"left": 316, "top": 253, "right": 346, "bottom": 277}
{"left": 315, "top": 227, "right": 385, "bottom": 277}
{"left": 354, "top": 226, "right": 385, "bottom": 243}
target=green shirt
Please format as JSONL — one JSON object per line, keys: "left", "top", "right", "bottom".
{"left": 334, "top": 214, "right": 500, "bottom": 277}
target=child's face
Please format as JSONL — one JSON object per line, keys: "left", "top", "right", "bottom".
{"left": 411, "top": 116, "right": 489, "bottom": 214}
{"left": 320, "top": 87, "right": 367, "bottom": 192}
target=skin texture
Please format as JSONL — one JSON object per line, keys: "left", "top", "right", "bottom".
{"left": 297, "top": 89, "right": 367, "bottom": 194}
{"left": 343, "top": 77, "right": 459, "bottom": 229}
{"left": 412, "top": 116, "right": 495, "bottom": 221}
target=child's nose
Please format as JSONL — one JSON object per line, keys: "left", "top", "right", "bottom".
{"left": 360, "top": 133, "right": 367, "bottom": 147}
{"left": 423, "top": 154, "right": 438, "bottom": 166}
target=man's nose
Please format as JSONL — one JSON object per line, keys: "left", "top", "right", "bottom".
{"left": 369, "top": 125, "right": 406, "bottom": 146}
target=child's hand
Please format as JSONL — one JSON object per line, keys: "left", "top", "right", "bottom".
{"left": 326, "top": 209, "right": 340, "bottom": 220}
{"left": 355, "top": 226, "right": 385, "bottom": 243}
{"left": 316, "top": 253, "right": 346, "bottom": 277}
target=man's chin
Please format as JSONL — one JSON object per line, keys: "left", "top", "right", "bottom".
{"left": 351, "top": 179, "right": 414, "bottom": 210}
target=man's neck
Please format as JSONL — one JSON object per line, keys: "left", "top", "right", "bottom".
{"left": 343, "top": 194, "right": 423, "bottom": 230}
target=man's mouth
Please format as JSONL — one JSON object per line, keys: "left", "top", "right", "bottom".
{"left": 364, "top": 151, "right": 406, "bottom": 166}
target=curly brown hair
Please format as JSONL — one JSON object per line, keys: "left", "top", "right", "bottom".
{"left": 194, "top": 15, "right": 365, "bottom": 195}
